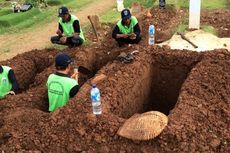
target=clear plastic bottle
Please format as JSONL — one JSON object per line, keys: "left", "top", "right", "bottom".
{"left": 148, "top": 25, "right": 155, "bottom": 45}
{"left": 90, "top": 84, "right": 102, "bottom": 115}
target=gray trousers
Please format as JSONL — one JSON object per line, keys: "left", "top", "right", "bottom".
{"left": 50, "top": 35, "right": 83, "bottom": 47}
{"left": 159, "top": 0, "right": 166, "bottom": 8}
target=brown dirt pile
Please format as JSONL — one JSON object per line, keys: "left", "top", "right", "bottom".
{"left": 201, "top": 9, "right": 230, "bottom": 37}
{"left": 0, "top": 8, "right": 229, "bottom": 153}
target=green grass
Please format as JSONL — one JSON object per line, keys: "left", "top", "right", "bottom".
{"left": 0, "top": 8, "right": 12, "bottom": 16}
{"left": 0, "top": 0, "right": 93, "bottom": 34}
{"left": 124, "top": 0, "right": 156, "bottom": 8}
{"left": 154, "top": 0, "right": 229, "bottom": 9}
{"left": 163, "top": 0, "right": 229, "bottom": 36}
{"left": 201, "top": 25, "right": 217, "bottom": 35}
{"left": 101, "top": 8, "right": 120, "bottom": 23}
{"left": 101, "top": 0, "right": 156, "bottom": 24}
{"left": 0, "top": 8, "right": 54, "bottom": 34}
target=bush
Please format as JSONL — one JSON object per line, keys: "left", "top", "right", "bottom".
{"left": 47, "top": 0, "right": 62, "bottom": 6}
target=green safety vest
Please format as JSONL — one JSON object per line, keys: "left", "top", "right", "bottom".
{"left": 0, "top": 66, "right": 12, "bottom": 98}
{"left": 47, "top": 74, "right": 78, "bottom": 112}
{"left": 117, "top": 16, "right": 138, "bottom": 34}
{"left": 59, "top": 15, "right": 85, "bottom": 41}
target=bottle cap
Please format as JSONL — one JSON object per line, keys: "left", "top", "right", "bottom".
{"left": 92, "top": 84, "right": 96, "bottom": 88}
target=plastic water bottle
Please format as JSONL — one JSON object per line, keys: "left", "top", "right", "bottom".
{"left": 117, "top": 0, "right": 124, "bottom": 12}
{"left": 148, "top": 25, "right": 155, "bottom": 45}
{"left": 90, "top": 84, "right": 102, "bottom": 115}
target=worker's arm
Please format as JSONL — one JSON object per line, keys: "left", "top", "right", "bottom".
{"left": 133, "top": 23, "right": 141, "bottom": 37}
{"left": 57, "top": 23, "right": 64, "bottom": 36}
{"left": 8, "top": 69, "right": 19, "bottom": 94}
{"left": 69, "top": 85, "right": 80, "bottom": 98}
{"left": 112, "top": 25, "right": 128, "bottom": 39}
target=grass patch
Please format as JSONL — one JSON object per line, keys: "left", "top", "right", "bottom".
{"left": 0, "top": 8, "right": 54, "bottom": 34}
{"left": 154, "top": 0, "right": 229, "bottom": 9}
{"left": 124, "top": 0, "right": 155, "bottom": 8}
{"left": 47, "top": 0, "right": 62, "bottom": 6}
{"left": 100, "top": 8, "right": 120, "bottom": 23}
{"left": 176, "top": 24, "right": 188, "bottom": 33}
{"left": 201, "top": 25, "right": 217, "bottom": 35}
{"left": 0, "top": 0, "right": 93, "bottom": 34}
{"left": 101, "top": 0, "right": 156, "bottom": 24}
{"left": 0, "top": 8, "right": 12, "bottom": 16}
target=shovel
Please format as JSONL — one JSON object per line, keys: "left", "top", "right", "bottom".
{"left": 177, "top": 32, "right": 198, "bottom": 48}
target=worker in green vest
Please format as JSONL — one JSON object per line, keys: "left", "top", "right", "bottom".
{"left": 0, "top": 65, "right": 19, "bottom": 99}
{"left": 47, "top": 53, "right": 79, "bottom": 112}
{"left": 51, "top": 6, "right": 85, "bottom": 47}
{"left": 112, "top": 9, "right": 141, "bottom": 47}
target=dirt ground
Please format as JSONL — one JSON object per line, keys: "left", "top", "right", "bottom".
{"left": 0, "top": 8, "right": 230, "bottom": 152}
{"left": 201, "top": 9, "right": 230, "bottom": 37}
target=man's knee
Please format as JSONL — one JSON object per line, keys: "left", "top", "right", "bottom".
{"left": 135, "top": 36, "right": 141, "bottom": 43}
{"left": 51, "top": 36, "right": 60, "bottom": 44}
{"left": 71, "top": 36, "right": 83, "bottom": 46}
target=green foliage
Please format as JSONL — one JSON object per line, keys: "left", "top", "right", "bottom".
{"left": 0, "top": 8, "right": 12, "bottom": 16}
{"left": 47, "top": 0, "right": 62, "bottom": 6}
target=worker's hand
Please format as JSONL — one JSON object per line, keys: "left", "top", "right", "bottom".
{"left": 117, "top": 34, "right": 129, "bottom": 39}
{"left": 7, "top": 91, "right": 15, "bottom": 95}
{"left": 59, "top": 36, "right": 67, "bottom": 44}
{"left": 129, "top": 33, "right": 136, "bottom": 40}
{"left": 71, "top": 71, "right": 79, "bottom": 81}
{"left": 56, "top": 30, "right": 62, "bottom": 36}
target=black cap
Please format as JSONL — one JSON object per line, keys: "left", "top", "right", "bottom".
{"left": 121, "top": 9, "right": 131, "bottom": 21}
{"left": 55, "top": 53, "right": 72, "bottom": 68}
{"left": 58, "top": 6, "right": 69, "bottom": 17}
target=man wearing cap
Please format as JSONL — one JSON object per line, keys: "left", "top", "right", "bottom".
{"left": 50, "top": 6, "right": 85, "bottom": 47}
{"left": 112, "top": 9, "right": 141, "bottom": 47}
{"left": 47, "top": 53, "right": 79, "bottom": 112}
{"left": 0, "top": 65, "right": 19, "bottom": 99}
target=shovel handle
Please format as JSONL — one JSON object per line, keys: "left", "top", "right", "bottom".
{"left": 177, "top": 32, "right": 198, "bottom": 48}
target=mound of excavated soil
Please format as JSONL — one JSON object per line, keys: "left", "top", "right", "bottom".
{"left": 0, "top": 8, "right": 229, "bottom": 153}
{"left": 201, "top": 9, "right": 230, "bottom": 37}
